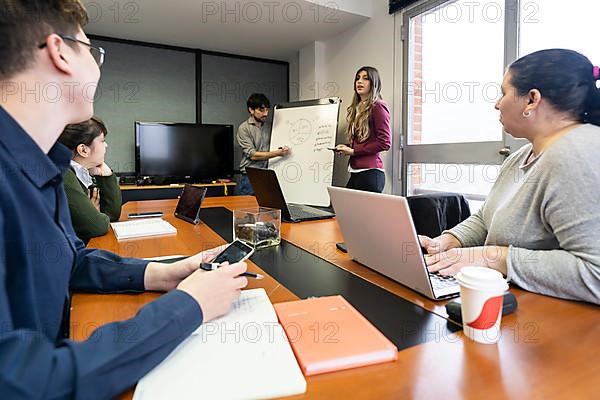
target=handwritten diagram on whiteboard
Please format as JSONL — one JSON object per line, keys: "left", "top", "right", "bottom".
{"left": 268, "top": 101, "right": 340, "bottom": 206}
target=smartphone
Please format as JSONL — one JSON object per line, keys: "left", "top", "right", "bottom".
{"left": 128, "top": 212, "right": 164, "bottom": 219}
{"left": 212, "top": 240, "right": 255, "bottom": 265}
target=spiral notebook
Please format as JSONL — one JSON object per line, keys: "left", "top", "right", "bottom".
{"left": 110, "top": 218, "right": 177, "bottom": 240}
{"left": 133, "top": 289, "right": 306, "bottom": 400}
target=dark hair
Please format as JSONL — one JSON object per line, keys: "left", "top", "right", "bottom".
{"left": 247, "top": 93, "right": 270, "bottom": 110}
{"left": 58, "top": 117, "right": 108, "bottom": 155}
{"left": 0, "top": 0, "right": 88, "bottom": 80}
{"left": 509, "top": 49, "right": 600, "bottom": 126}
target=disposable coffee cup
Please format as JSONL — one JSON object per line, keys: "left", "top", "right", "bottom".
{"left": 455, "top": 267, "right": 509, "bottom": 344}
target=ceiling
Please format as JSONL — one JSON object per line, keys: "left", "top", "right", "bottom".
{"left": 84, "top": 0, "right": 371, "bottom": 60}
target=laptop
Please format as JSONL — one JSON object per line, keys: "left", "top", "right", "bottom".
{"left": 328, "top": 187, "right": 460, "bottom": 300}
{"left": 246, "top": 167, "right": 335, "bottom": 222}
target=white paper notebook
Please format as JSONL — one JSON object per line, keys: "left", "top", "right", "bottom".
{"left": 110, "top": 218, "right": 177, "bottom": 240}
{"left": 133, "top": 289, "right": 307, "bottom": 400}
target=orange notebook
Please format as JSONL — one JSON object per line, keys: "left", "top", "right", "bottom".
{"left": 274, "top": 295, "right": 398, "bottom": 376}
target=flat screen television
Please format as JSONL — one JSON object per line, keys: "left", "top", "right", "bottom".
{"left": 135, "top": 122, "right": 234, "bottom": 184}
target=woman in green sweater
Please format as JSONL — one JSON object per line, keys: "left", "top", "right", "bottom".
{"left": 58, "top": 117, "right": 122, "bottom": 242}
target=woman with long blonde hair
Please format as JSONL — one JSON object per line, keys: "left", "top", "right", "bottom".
{"left": 334, "top": 66, "right": 391, "bottom": 192}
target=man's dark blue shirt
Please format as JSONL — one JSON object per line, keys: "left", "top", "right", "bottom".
{"left": 0, "top": 107, "right": 202, "bottom": 399}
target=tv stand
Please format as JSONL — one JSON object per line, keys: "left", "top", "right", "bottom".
{"left": 119, "top": 182, "right": 236, "bottom": 204}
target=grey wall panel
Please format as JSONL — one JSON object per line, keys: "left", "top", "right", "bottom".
{"left": 93, "top": 40, "right": 196, "bottom": 173}
{"left": 200, "top": 54, "right": 288, "bottom": 170}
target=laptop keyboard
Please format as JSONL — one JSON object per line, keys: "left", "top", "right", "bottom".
{"left": 429, "top": 272, "right": 458, "bottom": 289}
{"left": 288, "top": 204, "right": 332, "bottom": 219}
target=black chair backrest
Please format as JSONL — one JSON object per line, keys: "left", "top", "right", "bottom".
{"left": 407, "top": 193, "right": 471, "bottom": 238}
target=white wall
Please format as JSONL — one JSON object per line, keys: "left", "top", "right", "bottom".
{"left": 299, "top": 1, "right": 397, "bottom": 192}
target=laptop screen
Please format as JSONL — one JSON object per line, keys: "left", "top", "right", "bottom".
{"left": 246, "top": 167, "right": 290, "bottom": 212}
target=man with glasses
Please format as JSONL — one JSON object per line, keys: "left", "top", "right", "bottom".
{"left": 39, "top": 34, "right": 106, "bottom": 67}
{"left": 0, "top": 1, "right": 248, "bottom": 398}
{"left": 237, "top": 93, "right": 290, "bottom": 195}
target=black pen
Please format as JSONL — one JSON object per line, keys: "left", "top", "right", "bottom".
{"left": 199, "top": 263, "right": 264, "bottom": 279}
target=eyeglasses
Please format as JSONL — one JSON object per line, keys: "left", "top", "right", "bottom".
{"left": 39, "top": 35, "right": 105, "bottom": 67}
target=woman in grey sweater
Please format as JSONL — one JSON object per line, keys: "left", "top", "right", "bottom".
{"left": 421, "top": 49, "right": 600, "bottom": 305}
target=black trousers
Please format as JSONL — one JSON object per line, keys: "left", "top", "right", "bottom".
{"left": 346, "top": 169, "right": 385, "bottom": 193}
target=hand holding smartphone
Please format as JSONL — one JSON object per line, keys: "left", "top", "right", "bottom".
{"left": 200, "top": 240, "right": 262, "bottom": 279}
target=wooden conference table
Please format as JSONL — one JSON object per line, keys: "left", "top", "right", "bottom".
{"left": 73, "top": 197, "right": 599, "bottom": 399}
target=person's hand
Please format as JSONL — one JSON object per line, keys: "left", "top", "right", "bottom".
{"left": 90, "top": 187, "right": 101, "bottom": 211}
{"left": 418, "top": 233, "right": 461, "bottom": 255}
{"left": 143, "top": 245, "right": 227, "bottom": 291}
{"left": 425, "top": 246, "right": 508, "bottom": 277}
{"left": 278, "top": 146, "right": 291, "bottom": 157}
{"left": 334, "top": 144, "right": 354, "bottom": 156}
{"left": 177, "top": 262, "right": 249, "bottom": 322}
{"left": 89, "top": 162, "right": 113, "bottom": 177}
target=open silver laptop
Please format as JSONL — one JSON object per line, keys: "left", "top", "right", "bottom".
{"left": 328, "top": 187, "right": 460, "bottom": 300}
